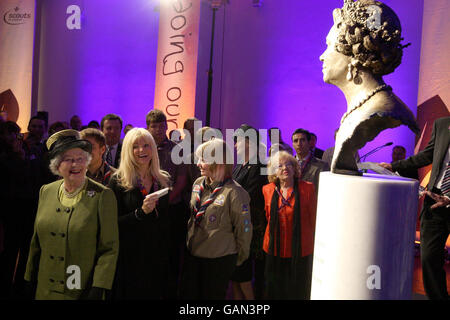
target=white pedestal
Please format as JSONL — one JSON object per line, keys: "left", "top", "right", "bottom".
{"left": 310, "top": 172, "right": 419, "bottom": 300}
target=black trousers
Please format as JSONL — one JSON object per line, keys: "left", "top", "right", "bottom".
{"left": 0, "top": 202, "right": 35, "bottom": 299}
{"left": 167, "top": 201, "right": 190, "bottom": 299}
{"left": 229, "top": 255, "right": 266, "bottom": 300}
{"left": 254, "top": 255, "right": 266, "bottom": 300}
{"left": 420, "top": 191, "right": 450, "bottom": 300}
{"left": 265, "top": 254, "right": 312, "bottom": 300}
{"left": 180, "top": 252, "right": 237, "bottom": 300}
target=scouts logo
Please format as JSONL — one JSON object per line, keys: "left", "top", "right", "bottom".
{"left": 214, "top": 194, "right": 225, "bottom": 206}
{"left": 3, "top": 7, "right": 32, "bottom": 26}
{"left": 209, "top": 214, "right": 217, "bottom": 223}
{"left": 242, "top": 204, "right": 249, "bottom": 215}
{"left": 87, "top": 190, "right": 96, "bottom": 197}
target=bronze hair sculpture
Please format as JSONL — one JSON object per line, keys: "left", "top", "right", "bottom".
{"left": 320, "top": 0, "right": 419, "bottom": 175}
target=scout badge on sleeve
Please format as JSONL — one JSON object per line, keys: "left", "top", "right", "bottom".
{"left": 193, "top": 184, "right": 201, "bottom": 193}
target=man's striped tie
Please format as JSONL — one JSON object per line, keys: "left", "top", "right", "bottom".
{"left": 441, "top": 161, "right": 450, "bottom": 196}
{"left": 106, "top": 146, "right": 113, "bottom": 166}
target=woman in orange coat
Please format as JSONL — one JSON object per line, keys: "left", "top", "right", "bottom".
{"left": 263, "top": 151, "right": 317, "bottom": 299}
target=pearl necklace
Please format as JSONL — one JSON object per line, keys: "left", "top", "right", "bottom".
{"left": 62, "top": 179, "right": 87, "bottom": 199}
{"left": 340, "top": 84, "right": 391, "bottom": 124}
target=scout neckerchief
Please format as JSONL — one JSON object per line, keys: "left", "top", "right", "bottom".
{"left": 275, "top": 186, "right": 294, "bottom": 211}
{"left": 193, "top": 177, "right": 230, "bottom": 225}
{"left": 89, "top": 161, "right": 111, "bottom": 185}
{"left": 137, "top": 175, "right": 158, "bottom": 197}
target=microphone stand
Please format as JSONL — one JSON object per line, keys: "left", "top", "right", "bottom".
{"left": 360, "top": 142, "right": 393, "bottom": 162}
{"left": 205, "top": 0, "right": 229, "bottom": 127}
{"left": 359, "top": 143, "right": 393, "bottom": 173}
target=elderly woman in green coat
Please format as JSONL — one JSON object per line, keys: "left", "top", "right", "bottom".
{"left": 24, "top": 129, "right": 119, "bottom": 300}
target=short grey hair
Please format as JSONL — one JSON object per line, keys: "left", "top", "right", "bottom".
{"left": 49, "top": 150, "right": 92, "bottom": 177}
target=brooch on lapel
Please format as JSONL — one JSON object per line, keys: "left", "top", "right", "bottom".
{"left": 87, "top": 190, "right": 96, "bottom": 198}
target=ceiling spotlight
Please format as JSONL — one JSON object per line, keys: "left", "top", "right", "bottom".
{"left": 209, "top": 0, "right": 229, "bottom": 9}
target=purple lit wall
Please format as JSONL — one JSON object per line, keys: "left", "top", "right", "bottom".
{"left": 35, "top": 0, "right": 423, "bottom": 164}
{"left": 35, "top": 0, "right": 160, "bottom": 133}
{"left": 205, "top": 0, "right": 423, "bottom": 163}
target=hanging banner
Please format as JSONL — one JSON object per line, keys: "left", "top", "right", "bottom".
{"left": 0, "top": 0, "right": 36, "bottom": 131}
{"left": 417, "top": 0, "right": 450, "bottom": 111}
{"left": 153, "top": 0, "right": 201, "bottom": 133}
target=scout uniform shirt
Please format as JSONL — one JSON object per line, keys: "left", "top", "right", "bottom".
{"left": 187, "top": 176, "right": 252, "bottom": 266}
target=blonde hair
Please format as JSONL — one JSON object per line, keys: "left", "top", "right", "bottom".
{"left": 113, "top": 128, "right": 170, "bottom": 190}
{"left": 195, "top": 138, "right": 233, "bottom": 179}
{"left": 267, "top": 151, "right": 300, "bottom": 184}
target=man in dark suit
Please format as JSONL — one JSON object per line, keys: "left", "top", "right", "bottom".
{"left": 231, "top": 124, "right": 268, "bottom": 300}
{"left": 310, "top": 132, "right": 324, "bottom": 159}
{"left": 390, "top": 145, "right": 419, "bottom": 180}
{"left": 380, "top": 116, "right": 450, "bottom": 300}
{"left": 292, "top": 129, "right": 329, "bottom": 194}
{"left": 101, "top": 114, "right": 123, "bottom": 168}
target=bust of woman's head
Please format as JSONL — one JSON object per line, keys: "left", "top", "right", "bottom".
{"left": 321, "top": 1, "right": 419, "bottom": 175}
{"left": 332, "top": 0, "right": 409, "bottom": 77}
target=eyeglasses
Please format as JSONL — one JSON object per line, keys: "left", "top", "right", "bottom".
{"left": 277, "top": 163, "right": 293, "bottom": 170}
{"left": 61, "top": 157, "right": 87, "bottom": 164}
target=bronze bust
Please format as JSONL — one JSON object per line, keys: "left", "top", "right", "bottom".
{"left": 320, "top": 0, "right": 419, "bottom": 175}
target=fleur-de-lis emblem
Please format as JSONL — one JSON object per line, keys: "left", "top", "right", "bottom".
{"left": 87, "top": 190, "right": 96, "bottom": 198}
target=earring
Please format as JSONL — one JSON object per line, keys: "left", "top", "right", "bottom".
{"left": 346, "top": 63, "right": 353, "bottom": 81}
{"left": 353, "top": 68, "right": 362, "bottom": 85}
